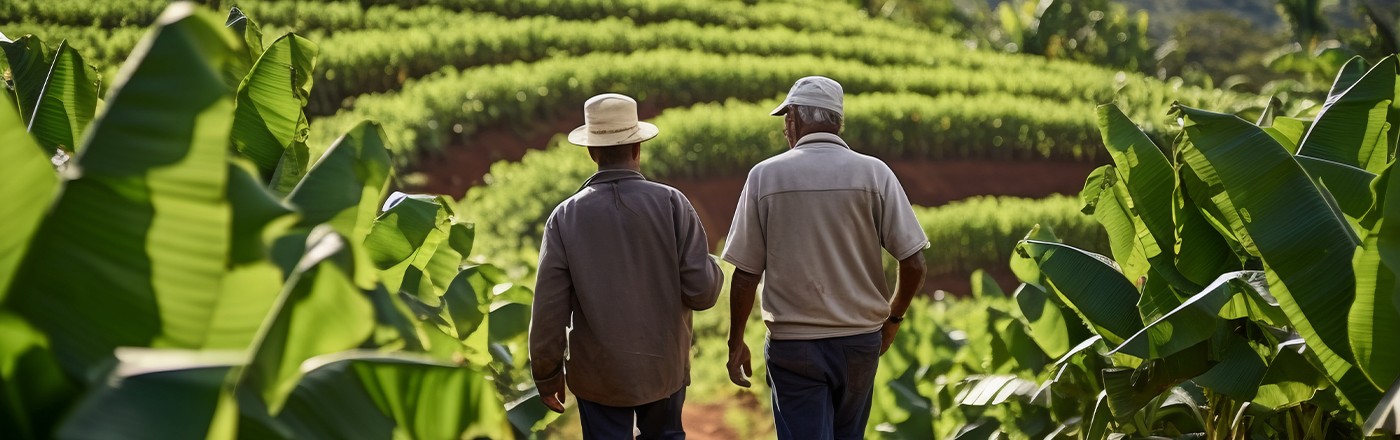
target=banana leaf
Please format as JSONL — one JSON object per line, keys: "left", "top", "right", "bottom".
{"left": 1296, "top": 55, "right": 1396, "bottom": 175}
{"left": 1013, "top": 240, "right": 1144, "bottom": 348}
{"left": 0, "top": 91, "right": 56, "bottom": 298}
{"left": 243, "top": 227, "right": 375, "bottom": 413}
{"left": 1, "top": 36, "right": 51, "bottom": 124}
{"left": 1080, "top": 165, "right": 1150, "bottom": 283}
{"left": 56, "top": 348, "right": 242, "bottom": 440}
{"left": 224, "top": 6, "right": 264, "bottom": 70}
{"left": 1112, "top": 271, "right": 1271, "bottom": 359}
{"left": 285, "top": 120, "right": 392, "bottom": 289}
{"left": 27, "top": 40, "right": 98, "bottom": 155}
{"left": 1103, "top": 342, "right": 1212, "bottom": 420}
{"left": 1350, "top": 161, "right": 1400, "bottom": 392}
{"left": 230, "top": 33, "right": 317, "bottom": 194}
{"left": 1253, "top": 341, "right": 1325, "bottom": 411}
{"left": 277, "top": 351, "right": 506, "bottom": 440}
{"left": 1098, "top": 104, "right": 1205, "bottom": 291}
{"left": 0, "top": 311, "right": 77, "bottom": 439}
{"left": 1296, "top": 156, "right": 1377, "bottom": 220}
{"left": 1175, "top": 104, "right": 1381, "bottom": 413}
{"left": 1015, "top": 283, "right": 1087, "bottom": 359}
{"left": 3, "top": 4, "right": 244, "bottom": 376}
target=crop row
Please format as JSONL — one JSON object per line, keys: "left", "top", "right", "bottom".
{"left": 311, "top": 49, "right": 1255, "bottom": 161}
{"left": 8, "top": 3, "right": 964, "bottom": 113}
{"left": 2, "top": 0, "right": 930, "bottom": 45}
{"left": 462, "top": 93, "right": 1104, "bottom": 277}
{"left": 10, "top": 14, "right": 1133, "bottom": 118}
{"left": 304, "top": 16, "right": 974, "bottom": 114}
{"left": 643, "top": 93, "right": 1104, "bottom": 178}
{"left": 914, "top": 195, "right": 1108, "bottom": 280}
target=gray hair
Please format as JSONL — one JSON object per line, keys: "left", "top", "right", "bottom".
{"left": 793, "top": 105, "right": 843, "bottom": 132}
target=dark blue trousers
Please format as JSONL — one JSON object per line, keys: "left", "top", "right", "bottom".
{"left": 577, "top": 387, "right": 686, "bottom": 440}
{"left": 765, "top": 330, "right": 882, "bottom": 440}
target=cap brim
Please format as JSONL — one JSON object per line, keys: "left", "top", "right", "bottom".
{"left": 567, "top": 122, "right": 659, "bottom": 147}
{"left": 770, "top": 101, "right": 791, "bottom": 116}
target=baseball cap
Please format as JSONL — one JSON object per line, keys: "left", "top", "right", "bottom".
{"left": 770, "top": 76, "right": 844, "bottom": 117}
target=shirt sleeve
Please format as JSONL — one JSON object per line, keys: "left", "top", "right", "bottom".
{"left": 879, "top": 165, "right": 929, "bottom": 260}
{"left": 675, "top": 194, "right": 723, "bottom": 310}
{"left": 529, "top": 212, "right": 572, "bottom": 392}
{"left": 720, "top": 173, "right": 765, "bottom": 273}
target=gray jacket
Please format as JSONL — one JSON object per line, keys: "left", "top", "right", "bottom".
{"left": 529, "top": 169, "right": 722, "bottom": 407}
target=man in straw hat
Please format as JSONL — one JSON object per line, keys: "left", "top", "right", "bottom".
{"left": 722, "top": 76, "right": 928, "bottom": 439}
{"left": 529, "top": 93, "right": 723, "bottom": 439}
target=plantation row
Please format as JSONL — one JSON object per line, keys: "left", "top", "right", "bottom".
{"left": 645, "top": 93, "right": 1106, "bottom": 177}
{"left": 2, "top": 0, "right": 931, "bottom": 45}
{"left": 915, "top": 195, "right": 1108, "bottom": 280}
{"left": 462, "top": 114, "right": 1106, "bottom": 283}
{"left": 311, "top": 48, "right": 1255, "bottom": 160}
{"left": 12, "top": 5, "right": 1148, "bottom": 118}
{"left": 464, "top": 91, "right": 1103, "bottom": 275}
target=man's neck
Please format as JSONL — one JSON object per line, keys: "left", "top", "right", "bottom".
{"left": 597, "top": 163, "right": 640, "bottom": 173}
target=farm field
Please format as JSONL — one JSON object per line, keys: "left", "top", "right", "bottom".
{"left": 3, "top": 0, "right": 1400, "bottom": 438}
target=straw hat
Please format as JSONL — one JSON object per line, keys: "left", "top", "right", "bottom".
{"left": 567, "top": 93, "right": 659, "bottom": 147}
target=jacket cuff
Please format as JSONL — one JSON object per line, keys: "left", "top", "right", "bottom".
{"left": 534, "top": 369, "right": 565, "bottom": 392}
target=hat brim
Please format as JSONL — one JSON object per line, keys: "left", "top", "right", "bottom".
{"left": 567, "top": 122, "right": 659, "bottom": 147}
{"left": 770, "top": 101, "right": 791, "bottom": 116}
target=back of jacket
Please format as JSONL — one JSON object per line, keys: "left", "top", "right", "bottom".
{"left": 529, "top": 169, "right": 722, "bottom": 407}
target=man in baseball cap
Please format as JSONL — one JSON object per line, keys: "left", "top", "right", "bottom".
{"left": 724, "top": 76, "right": 929, "bottom": 439}
{"left": 530, "top": 93, "right": 722, "bottom": 439}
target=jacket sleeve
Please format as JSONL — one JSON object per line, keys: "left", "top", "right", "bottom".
{"left": 676, "top": 194, "right": 723, "bottom": 310}
{"left": 529, "top": 213, "right": 572, "bottom": 392}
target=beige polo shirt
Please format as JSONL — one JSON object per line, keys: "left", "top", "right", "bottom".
{"left": 722, "top": 132, "right": 928, "bottom": 340}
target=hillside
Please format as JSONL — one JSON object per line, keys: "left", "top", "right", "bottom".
{"left": 2, "top": 0, "right": 1262, "bottom": 292}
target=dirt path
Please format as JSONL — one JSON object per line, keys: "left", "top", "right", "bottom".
{"left": 683, "top": 402, "right": 740, "bottom": 439}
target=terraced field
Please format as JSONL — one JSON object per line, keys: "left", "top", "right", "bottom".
{"left": 2, "top": 0, "right": 1262, "bottom": 292}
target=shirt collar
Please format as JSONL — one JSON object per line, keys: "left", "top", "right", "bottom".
{"left": 579, "top": 169, "right": 647, "bottom": 190}
{"left": 793, "top": 132, "right": 851, "bottom": 150}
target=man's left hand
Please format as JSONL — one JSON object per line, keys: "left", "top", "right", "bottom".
{"left": 880, "top": 320, "right": 900, "bottom": 355}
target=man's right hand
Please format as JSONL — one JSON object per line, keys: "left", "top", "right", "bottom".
{"left": 727, "top": 342, "right": 753, "bottom": 387}
{"left": 538, "top": 380, "right": 567, "bottom": 413}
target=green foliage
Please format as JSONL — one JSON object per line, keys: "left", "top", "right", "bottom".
{"left": 985, "top": 56, "right": 1400, "bottom": 436}
{"left": 311, "top": 47, "right": 1251, "bottom": 161}
{"left": 916, "top": 196, "right": 1108, "bottom": 283}
{"left": 0, "top": 5, "right": 548, "bottom": 438}
{"left": 462, "top": 91, "right": 1108, "bottom": 282}
{"left": 856, "top": 54, "right": 1400, "bottom": 439}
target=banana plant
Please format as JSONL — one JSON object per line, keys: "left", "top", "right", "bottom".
{"left": 1008, "top": 53, "right": 1400, "bottom": 437}
{"left": 0, "top": 3, "right": 546, "bottom": 438}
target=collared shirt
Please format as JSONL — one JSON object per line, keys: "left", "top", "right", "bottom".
{"left": 530, "top": 169, "right": 723, "bottom": 407}
{"left": 722, "top": 133, "right": 929, "bottom": 340}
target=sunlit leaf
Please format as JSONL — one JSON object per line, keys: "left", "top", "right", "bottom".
{"left": 3, "top": 4, "right": 242, "bottom": 375}
{"left": 27, "top": 40, "right": 98, "bottom": 155}
{"left": 278, "top": 352, "right": 505, "bottom": 439}
{"left": 0, "top": 91, "right": 56, "bottom": 298}
{"left": 244, "top": 228, "right": 375, "bottom": 413}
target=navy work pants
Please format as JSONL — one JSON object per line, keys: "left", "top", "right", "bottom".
{"left": 766, "top": 330, "right": 882, "bottom": 440}
{"left": 576, "top": 387, "right": 686, "bottom": 439}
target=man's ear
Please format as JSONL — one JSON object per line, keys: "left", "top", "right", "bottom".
{"left": 631, "top": 144, "right": 641, "bottom": 161}
{"left": 588, "top": 147, "right": 602, "bottom": 164}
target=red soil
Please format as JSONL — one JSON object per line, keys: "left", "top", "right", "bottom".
{"left": 405, "top": 112, "right": 1103, "bottom": 293}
